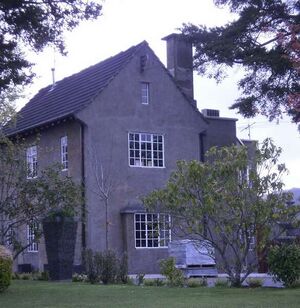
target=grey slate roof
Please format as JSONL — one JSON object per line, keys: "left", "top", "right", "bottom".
{"left": 5, "top": 41, "right": 146, "bottom": 135}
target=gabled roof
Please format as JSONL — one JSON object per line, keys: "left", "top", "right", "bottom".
{"left": 5, "top": 41, "right": 147, "bottom": 135}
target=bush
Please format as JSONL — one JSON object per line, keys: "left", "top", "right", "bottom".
{"left": 101, "top": 250, "right": 118, "bottom": 284}
{"left": 84, "top": 249, "right": 122, "bottom": 284}
{"left": 268, "top": 244, "right": 300, "bottom": 287}
{"left": 0, "top": 245, "right": 13, "bottom": 292}
{"left": 159, "top": 257, "right": 184, "bottom": 287}
{"left": 136, "top": 273, "right": 145, "bottom": 285}
{"left": 144, "top": 278, "right": 165, "bottom": 287}
{"left": 117, "top": 253, "right": 128, "bottom": 284}
{"left": 187, "top": 277, "right": 207, "bottom": 288}
{"left": 72, "top": 273, "right": 88, "bottom": 283}
{"left": 84, "top": 249, "right": 100, "bottom": 284}
{"left": 246, "top": 278, "right": 263, "bottom": 288}
{"left": 214, "top": 279, "right": 229, "bottom": 288}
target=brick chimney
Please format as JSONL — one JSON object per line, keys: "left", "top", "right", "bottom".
{"left": 162, "top": 33, "right": 194, "bottom": 101}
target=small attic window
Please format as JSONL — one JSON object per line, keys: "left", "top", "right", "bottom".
{"left": 141, "top": 82, "right": 149, "bottom": 105}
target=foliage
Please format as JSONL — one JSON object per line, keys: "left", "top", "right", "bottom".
{"left": 101, "top": 250, "right": 118, "bottom": 284}
{"left": 0, "top": 245, "right": 12, "bottom": 292}
{"left": 214, "top": 278, "right": 230, "bottom": 288}
{"left": 0, "top": 0, "right": 102, "bottom": 95}
{"left": 136, "top": 273, "right": 145, "bottom": 286}
{"left": 187, "top": 277, "right": 207, "bottom": 287}
{"left": 246, "top": 278, "right": 263, "bottom": 288}
{"left": 144, "top": 138, "right": 299, "bottom": 287}
{"left": 181, "top": 0, "right": 300, "bottom": 124}
{"left": 144, "top": 278, "right": 165, "bottom": 287}
{"left": 72, "top": 273, "right": 88, "bottom": 283}
{"left": 268, "top": 244, "right": 300, "bottom": 287}
{"left": 117, "top": 253, "right": 129, "bottom": 284}
{"left": 84, "top": 249, "right": 100, "bottom": 284}
{"left": 159, "top": 257, "right": 185, "bottom": 287}
{"left": 0, "top": 154, "right": 83, "bottom": 259}
{"left": 84, "top": 249, "right": 125, "bottom": 284}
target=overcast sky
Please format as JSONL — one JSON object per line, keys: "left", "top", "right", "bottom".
{"left": 20, "top": 0, "right": 300, "bottom": 189}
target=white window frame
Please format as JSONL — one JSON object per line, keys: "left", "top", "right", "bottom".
{"left": 128, "top": 132, "right": 164, "bottom": 168}
{"left": 6, "top": 226, "right": 14, "bottom": 246}
{"left": 134, "top": 213, "right": 171, "bottom": 249}
{"left": 141, "top": 82, "right": 149, "bottom": 104}
{"left": 61, "top": 136, "right": 68, "bottom": 171}
{"left": 27, "top": 223, "right": 38, "bottom": 252}
{"left": 26, "top": 145, "right": 37, "bottom": 179}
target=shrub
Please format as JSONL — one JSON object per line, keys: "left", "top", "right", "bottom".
{"left": 247, "top": 278, "right": 263, "bottom": 288}
{"left": 84, "top": 249, "right": 127, "bottom": 284}
{"left": 187, "top": 277, "right": 207, "bottom": 288}
{"left": 159, "top": 257, "right": 184, "bottom": 287}
{"left": 72, "top": 273, "right": 88, "bottom": 283}
{"left": 117, "top": 253, "right": 128, "bottom": 284}
{"left": 268, "top": 244, "right": 300, "bottom": 287}
{"left": 39, "top": 271, "right": 50, "bottom": 281}
{"left": 0, "top": 245, "right": 13, "bottom": 292}
{"left": 136, "top": 273, "right": 145, "bottom": 285}
{"left": 144, "top": 278, "right": 165, "bottom": 287}
{"left": 20, "top": 273, "right": 31, "bottom": 280}
{"left": 214, "top": 278, "right": 229, "bottom": 288}
{"left": 84, "top": 249, "right": 99, "bottom": 284}
{"left": 101, "top": 250, "right": 118, "bottom": 284}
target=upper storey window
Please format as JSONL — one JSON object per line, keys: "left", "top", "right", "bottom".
{"left": 26, "top": 145, "right": 37, "bottom": 179}
{"left": 61, "top": 136, "right": 68, "bottom": 170}
{"left": 141, "top": 82, "right": 149, "bottom": 104}
{"left": 128, "top": 133, "right": 164, "bottom": 168}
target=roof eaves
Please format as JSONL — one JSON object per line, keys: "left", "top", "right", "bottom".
{"left": 6, "top": 112, "right": 75, "bottom": 137}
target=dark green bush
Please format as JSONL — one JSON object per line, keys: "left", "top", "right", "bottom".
{"left": 101, "top": 250, "right": 118, "bottom": 284}
{"left": 136, "top": 273, "right": 145, "bottom": 285}
{"left": 246, "top": 278, "right": 263, "bottom": 288}
{"left": 214, "top": 279, "right": 229, "bottom": 288}
{"left": 268, "top": 244, "right": 300, "bottom": 287}
{"left": 84, "top": 249, "right": 124, "bottom": 284}
{"left": 187, "top": 277, "right": 207, "bottom": 287}
{"left": 84, "top": 249, "right": 99, "bottom": 284}
{"left": 159, "top": 257, "right": 184, "bottom": 287}
{"left": 0, "top": 246, "right": 13, "bottom": 292}
{"left": 117, "top": 253, "right": 128, "bottom": 284}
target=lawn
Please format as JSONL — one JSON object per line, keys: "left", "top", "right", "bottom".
{"left": 1, "top": 280, "right": 300, "bottom": 308}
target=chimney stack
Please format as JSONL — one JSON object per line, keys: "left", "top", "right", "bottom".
{"left": 162, "top": 33, "right": 194, "bottom": 101}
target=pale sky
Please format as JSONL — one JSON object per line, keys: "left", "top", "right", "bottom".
{"left": 19, "top": 0, "right": 300, "bottom": 189}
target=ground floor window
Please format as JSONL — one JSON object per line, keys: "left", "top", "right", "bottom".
{"left": 134, "top": 213, "right": 170, "bottom": 248}
{"left": 27, "top": 223, "right": 39, "bottom": 252}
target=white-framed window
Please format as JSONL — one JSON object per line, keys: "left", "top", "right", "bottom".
{"left": 128, "top": 132, "right": 164, "bottom": 168}
{"left": 26, "top": 145, "right": 37, "bottom": 179}
{"left": 6, "top": 226, "right": 14, "bottom": 246}
{"left": 134, "top": 213, "right": 171, "bottom": 248}
{"left": 27, "top": 223, "right": 38, "bottom": 252}
{"left": 141, "top": 82, "right": 149, "bottom": 104}
{"left": 61, "top": 136, "right": 68, "bottom": 170}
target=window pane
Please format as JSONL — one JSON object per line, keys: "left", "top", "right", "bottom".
{"left": 128, "top": 133, "right": 164, "bottom": 168}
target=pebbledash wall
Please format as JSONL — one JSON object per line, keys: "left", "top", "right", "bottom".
{"left": 12, "top": 35, "right": 239, "bottom": 274}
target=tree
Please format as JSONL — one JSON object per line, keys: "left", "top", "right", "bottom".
{"left": 0, "top": 0, "right": 102, "bottom": 94}
{"left": 181, "top": 0, "right": 300, "bottom": 125}
{"left": 143, "top": 139, "right": 299, "bottom": 287}
{"left": 0, "top": 151, "right": 83, "bottom": 259}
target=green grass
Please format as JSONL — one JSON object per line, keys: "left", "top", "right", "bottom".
{"left": 1, "top": 280, "right": 300, "bottom": 308}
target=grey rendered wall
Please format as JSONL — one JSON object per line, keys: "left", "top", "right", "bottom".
{"left": 15, "top": 120, "right": 83, "bottom": 271}
{"left": 203, "top": 117, "right": 238, "bottom": 153}
{"left": 76, "top": 44, "right": 208, "bottom": 274}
